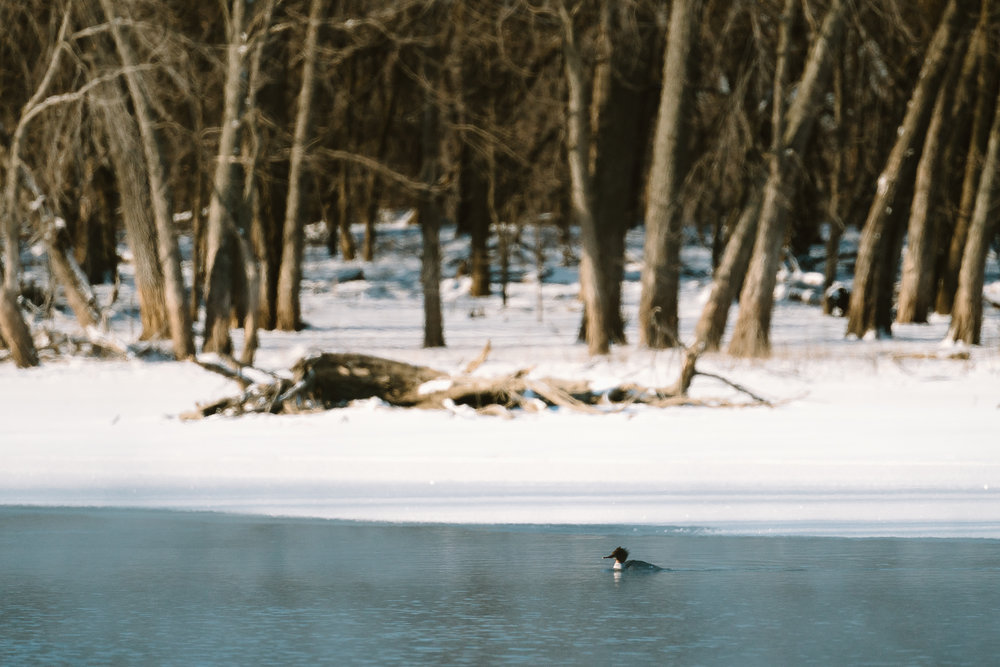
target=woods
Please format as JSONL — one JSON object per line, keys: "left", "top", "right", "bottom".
{"left": 1, "top": 0, "right": 999, "bottom": 370}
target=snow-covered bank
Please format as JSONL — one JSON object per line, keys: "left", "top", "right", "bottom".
{"left": 2, "top": 225, "right": 999, "bottom": 536}
{"left": 2, "top": 353, "right": 998, "bottom": 536}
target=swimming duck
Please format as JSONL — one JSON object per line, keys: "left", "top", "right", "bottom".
{"left": 603, "top": 546, "right": 663, "bottom": 571}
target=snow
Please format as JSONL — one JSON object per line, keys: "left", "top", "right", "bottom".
{"left": 2, "top": 222, "right": 999, "bottom": 537}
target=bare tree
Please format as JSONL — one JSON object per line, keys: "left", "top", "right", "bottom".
{"left": 2, "top": 5, "right": 74, "bottom": 292}
{"left": 728, "top": 0, "right": 846, "bottom": 358}
{"left": 203, "top": 0, "right": 252, "bottom": 355}
{"left": 846, "top": 0, "right": 965, "bottom": 339}
{"left": 275, "top": 0, "right": 325, "bottom": 331}
{"left": 638, "top": 0, "right": 701, "bottom": 348}
{"left": 99, "top": 0, "right": 194, "bottom": 358}
{"left": 419, "top": 48, "right": 446, "bottom": 348}
{"left": 894, "top": 31, "right": 968, "bottom": 325}
{"left": 91, "top": 80, "right": 170, "bottom": 340}
{"left": 556, "top": 0, "right": 610, "bottom": 355}
{"left": 0, "top": 277, "right": 38, "bottom": 367}
{"left": 947, "top": 69, "right": 1000, "bottom": 345}
{"left": 935, "top": 4, "right": 993, "bottom": 315}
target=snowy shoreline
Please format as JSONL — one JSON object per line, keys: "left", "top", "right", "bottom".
{"left": 2, "top": 226, "right": 999, "bottom": 537}
{"left": 2, "top": 352, "right": 997, "bottom": 537}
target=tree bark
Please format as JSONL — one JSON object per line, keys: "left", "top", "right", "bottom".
{"left": 592, "top": 4, "right": 656, "bottom": 346}
{"left": 419, "top": 89, "right": 445, "bottom": 349}
{"left": 639, "top": 0, "right": 700, "bottom": 348}
{"left": 100, "top": 0, "right": 193, "bottom": 359}
{"left": 947, "top": 73, "right": 1000, "bottom": 345}
{"left": 242, "top": 0, "right": 277, "bottom": 343}
{"left": 846, "top": 0, "right": 965, "bottom": 339}
{"left": 729, "top": 0, "right": 846, "bottom": 358}
{"left": 337, "top": 168, "right": 356, "bottom": 261}
{"left": 0, "top": 286, "right": 38, "bottom": 367}
{"left": 23, "top": 168, "right": 102, "bottom": 330}
{"left": 693, "top": 193, "right": 762, "bottom": 351}
{"left": 203, "top": 0, "right": 250, "bottom": 354}
{"left": 557, "top": 1, "right": 608, "bottom": 355}
{"left": 71, "top": 156, "right": 117, "bottom": 285}
{"left": 275, "top": 0, "right": 324, "bottom": 331}
{"left": 92, "top": 81, "right": 169, "bottom": 340}
{"left": 935, "top": 8, "right": 993, "bottom": 315}
{"left": 896, "top": 33, "right": 969, "bottom": 324}
{"left": 459, "top": 147, "right": 493, "bottom": 297}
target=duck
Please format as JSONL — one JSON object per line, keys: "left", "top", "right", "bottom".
{"left": 603, "top": 546, "right": 663, "bottom": 571}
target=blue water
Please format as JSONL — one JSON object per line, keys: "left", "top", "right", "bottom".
{"left": 1, "top": 507, "right": 998, "bottom": 665}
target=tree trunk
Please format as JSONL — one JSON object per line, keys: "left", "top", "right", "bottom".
{"left": 693, "top": 193, "right": 762, "bottom": 351}
{"left": 936, "top": 8, "right": 993, "bottom": 315}
{"left": 92, "top": 82, "right": 169, "bottom": 340}
{"left": 100, "top": 0, "right": 193, "bottom": 359}
{"left": 896, "top": 33, "right": 969, "bottom": 324}
{"left": 592, "top": 4, "right": 657, "bottom": 346}
{"left": 419, "top": 90, "right": 445, "bottom": 349}
{"left": 729, "top": 0, "right": 846, "bottom": 358}
{"left": 638, "top": 0, "right": 700, "bottom": 348}
{"left": 557, "top": 1, "right": 608, "bottom": 355}
{"left": 0, "top": 286, "right": 38, "bottom": 367}
{"left": 71, "top": 157, "right": 117, "bottom": 285}
{"left": 823, "top": 52, "right": 848, "bottom": 314}
{"left": 203, "top": 0, "right": 250, "bottom": 353}
{"left": 275, "top": 0, "right": 324, "bottom": 331}
{"left": 362, "top": 174, "right": 379, "bottom": 263}
{"left": 947, "top": 74, "right": 1000, "bottom": 345}
{"left": 846, "top": 0, "right": 964, "bottom": 339}
{"left": 15, "top": 165, "right": 103, "bottom": 331}
{"left": 242, "top": 0, "right": 277, "bottom": 346}
{"left": 337, "top": 168, "right": 356, "bottom": 261}
{"left": 460, "top": 148, "right": 493, "bottom": 298}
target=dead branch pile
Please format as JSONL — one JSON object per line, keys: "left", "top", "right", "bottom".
{"left": 183, "top": 350, "right": 772, "bottom": 419}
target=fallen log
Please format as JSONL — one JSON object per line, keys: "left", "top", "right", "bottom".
{"left": 183, "top": 350, "right": 772, "bottom": 419}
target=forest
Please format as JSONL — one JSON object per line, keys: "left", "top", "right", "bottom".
{"left": 1, "top": 0, "right": 998, "bottom": 370}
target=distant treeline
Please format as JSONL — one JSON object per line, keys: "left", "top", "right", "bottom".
{"left": 0, "top": 0, "right": 997, "bottom": 367}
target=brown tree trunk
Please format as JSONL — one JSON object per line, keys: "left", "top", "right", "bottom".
{"left": 337, "top": 168, "right": 356, "bottom": 261}
{"left": 419, "top": 89, "right": 445, "bottom": 349}
{"left": 729, "top": 0, "right": 846, "bottom": 358}
{"left": 823, "top": 51, "right": 849, "bottom": 313}
{"left": 0, "top": 286, "right": 38, "bottom": 367}
{"left": 846, "top": 0, "right": 965, "bottom": 339}
{"left": 460, "top": 147, "right": 493, "bottom": 297}
{"left": 896, "top": 33, "right": 969, "bottom": 324}
{"left": 557, "top": 0, "right": 608, "bottom": 355}
{"left": 242, "top": 0, "right": 277, "bottom": 347}
{"left": 204, "top": 0, "right": 250, "bottom": 353}
{"left": 362, "top": 175, "right": 379, "bottom": 263}
{"left": 100, "top": 0, "right": 193, "bottom": 359}
{"left": 275, "top": 0, "right": 323, "bottom": 331}
{"left": 936, "top": 8, "right": 993, "bottom": 315}
{"left": 639, "top": 0, "right": 700, "bottom": 348}
{"left": 17, "top": 166, "right": 102, "bottom": 331}
{"left": 592, "top": 4, "right": 656, "bottom": 346}
{"left": 71, "top": 157, "right": 117, "bottom": 285}
{"left": 947, "top": 74, "right": 1000, "bottom": 345}
{"left": 693, "top": 193, "right": 762, "bottom": 351}
{"left": 92, "top": 83, "right": 169, "bottom": 340}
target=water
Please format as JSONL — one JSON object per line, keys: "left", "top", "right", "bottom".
{"left": 1, "top": 507, "right": 998, "bottom": 665}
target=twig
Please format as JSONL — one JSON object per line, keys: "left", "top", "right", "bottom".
{"left": 463, "top": 339, "right": 491, "bottom": 374}
{"left": 694, "top": 370, "right": 773, "bottom": 406}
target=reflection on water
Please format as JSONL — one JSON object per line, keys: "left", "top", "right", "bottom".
{"left": 1, "top": 507, "right": 998, "bottom": 665}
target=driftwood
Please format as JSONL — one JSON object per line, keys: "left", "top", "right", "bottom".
{"left": 182, "top": 348, "right": 772, "bottom": 419}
